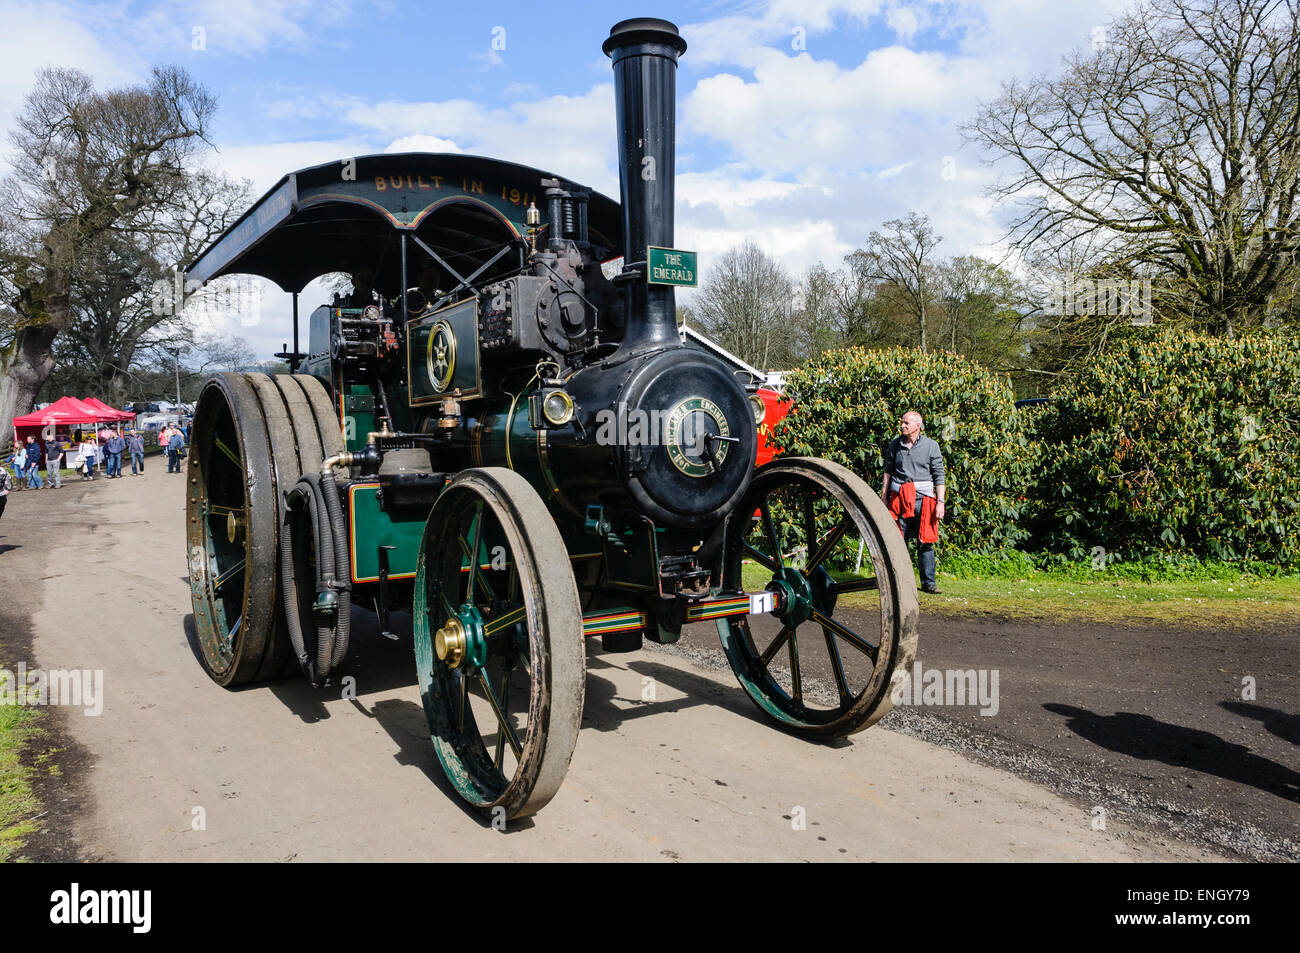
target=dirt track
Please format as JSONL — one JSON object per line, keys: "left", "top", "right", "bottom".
{"left": 0, "top": 469, "right": 1243, "bottom": 861}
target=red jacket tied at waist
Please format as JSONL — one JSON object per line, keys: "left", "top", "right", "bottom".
{"left": 887, "top": 481, "right": 939, "bottom": 544}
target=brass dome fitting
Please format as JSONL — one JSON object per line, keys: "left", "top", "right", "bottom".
{"left": 435, "top": 617, "right": 467, "bottom": 668}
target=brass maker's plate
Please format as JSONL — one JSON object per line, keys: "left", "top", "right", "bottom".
{"left": 665, "top": 395, "right": 730, "bottom": 478}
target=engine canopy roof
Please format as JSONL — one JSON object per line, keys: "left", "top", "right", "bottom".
{"left": 185, "top": 153, "right": 622, "bottom": 296}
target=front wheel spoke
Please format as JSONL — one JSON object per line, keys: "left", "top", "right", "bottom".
{"left": 213, "top": 557, "right": 246, "bottom": 591}
{"left": 477, "top": 671, "right": 522, "bottom": 759}
{"left": 788, "top": 631, "right": 803, "bottom": 706}
{"left": 811, "top": 608, "right": 879, "bottom": 662}
{"left": 458, "top": 538, "right": 496, "bottom": 605}
{"left": 436, "top": 589, "right": 457, "bottom": 623}
{"left": 457, "top": 672, "right": 468, "bottom": 732}
{"left": 802, "top": 488, "right": 817, "bottom": 556}
{"left": 758, "top": 501, "right": 785, "bottom": 568}
{"left": 465, "top": 504, "right": 487, "bottom": 602}
{"left": 494, "top": 668, "right": 512, "bottom": 772}
{"left": 759, "top": 625, "right": 792, "bottom": 668}
{"left": 506, "top": 558, "right": 519, "bottom": 602}
{"left": 206, "top": 503, "right": 242, "bottom": 518}
{"left": 835, "top": 577, "right": 879, "bottom": 594}
{"left": 823, "top": 628, "right": 852, "bottom": 703}
{"left": 741, "top": 540, "right": 779, "bottom": 574}
{"left": 806, "top": 516, "right": 852, "bottom": 572}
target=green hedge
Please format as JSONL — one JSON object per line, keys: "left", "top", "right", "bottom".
{"left": 772, "top": 346, "right": 1035, "bottom": 553}
{"left": 1029, "top": 328, "right": 1300, "bottom": 568}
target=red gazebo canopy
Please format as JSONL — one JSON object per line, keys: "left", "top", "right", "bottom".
{"left": 13, "top": 396, "right": 106, "bottom": 427}
{"left": 80, "top": 397, "right": 135, "bottom": 421}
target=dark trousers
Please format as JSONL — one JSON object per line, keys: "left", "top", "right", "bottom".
{"left": 107, "top": 451, "right": 122, "bottom": 477}
{"left": 0, "top": 495, "right": 6, "bottom": 520}
{"left": 130, "top": 451, "right": 145, "bottom": 474}
{"left": 167, "top": 449, "right": 181, "bottom": 472}
{"left": 896, "top": 496, "right": 937, "bottom": 588}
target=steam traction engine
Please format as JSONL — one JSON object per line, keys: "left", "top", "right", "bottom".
{"left": 184, "top": 18, "right": 918, "bottom": 819}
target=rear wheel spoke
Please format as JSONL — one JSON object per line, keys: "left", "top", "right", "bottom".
{"left": 213, "top": 557, "right": 246, "bottom": 592}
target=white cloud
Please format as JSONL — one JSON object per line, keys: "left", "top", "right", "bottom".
{"left": 200, "top": 139, "right": 375, "bottom": 193}
{"left": 338, "top": 84, "right": 619, "bottom": 194}
{"left": 132, "top": 0, "right": 346, "bottom": 57}
{"left": 384, "top": 135, "right": 464, "bottom": 155}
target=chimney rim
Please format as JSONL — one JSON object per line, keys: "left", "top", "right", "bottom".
{"left": 602, "top": 17, "right": 687, "bottom": 57}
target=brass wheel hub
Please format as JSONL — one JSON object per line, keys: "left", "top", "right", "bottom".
{"left": 226, "top": 510, "right": 244, "bottom": 544}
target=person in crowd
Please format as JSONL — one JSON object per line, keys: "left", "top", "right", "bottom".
{"left": 127, "top": 430, "right": 146, "bottom": 475}
{"left": 167, "top": 425, "right": 186, "bottom": 473}
{"left": 104, "top": 430, "right": 126, "bottom": 478}
{"left": 80, "top": 433, "right": 99, "bottom": 480}
{"left": 23, "top": 435, "right": 44, "bottom": 489}
{"left": 0, "top": 463, "right": 12, "bottom": 523}
{"left": 44, "top": 438, "right": 64, "bottom": 489}
{"left": 882, "top": 410, "right": 946, "bottom": 595}
{"left": 11, "top": 444, "right": 27, "bottom": 490}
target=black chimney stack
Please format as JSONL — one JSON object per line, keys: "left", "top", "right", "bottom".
{"left": 603, "top": 18, "right": 687, "bottom": 352}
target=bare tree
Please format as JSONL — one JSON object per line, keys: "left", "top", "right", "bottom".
{"left": 0, "top": 65, "right": 216, "bottom": 442}
{"left": 690, "top": 241, "right": 796, "bottom": 370}
{"left": 964, "top": 0, "right": 1300, "bottom": 334}
{"left": 57, "top": 169, "right": 252, "bottom": 402}
{"left": 852, "top": 213, "right": 943, "bottom": 352}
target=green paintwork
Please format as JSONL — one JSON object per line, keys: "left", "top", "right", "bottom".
{"left": 343, "top": 383, "right": 377, "bottom": 452}
{"left": 348, "top": 483, "right": 425, "bottom": 583}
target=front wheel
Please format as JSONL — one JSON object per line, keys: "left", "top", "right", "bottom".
{"left": 717, "top": 456, "right": 919, "bottom": 738}
{"left": 413, "top": 468, "right": 585, "bottom": 820}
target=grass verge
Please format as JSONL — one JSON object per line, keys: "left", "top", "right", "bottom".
{"left": 0, "top": 701, "right": 43, "bottom": 862}
{"left": 743, "top": 556, "right": 1300, "bottom": 628}
{"left": 916, "top": 572, "right": 1300, "bottom": 627}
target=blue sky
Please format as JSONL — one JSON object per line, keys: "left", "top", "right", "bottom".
{"left": 0, "top": 0, "right": 1134, "bottom": 360}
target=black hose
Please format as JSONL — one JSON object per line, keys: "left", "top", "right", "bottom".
{"left": 279, "top": 491, "right": 317, "bottom": 685}
{"left": 280, "top": 472, "right": 350, "bottom": 684}
{"left": 319, "top": 466, "right": 353, "bottom": 669}
{"left": 300, "top": 472, "right": 339, "bottom": 678}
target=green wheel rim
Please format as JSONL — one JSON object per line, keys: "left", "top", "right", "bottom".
{"left": 414, "top": 468, "right": 584, "bottom": 819}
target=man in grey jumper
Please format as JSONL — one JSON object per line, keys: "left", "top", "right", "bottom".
{"left": 881, "top": 410, "right": 946, "bottom": 594}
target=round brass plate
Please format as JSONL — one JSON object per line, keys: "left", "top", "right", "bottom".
{"left": 426, "top": 320, "right": 457, "bottom": 394}
{"left": 664, "top": 395, "right": 731, "bottom": 478}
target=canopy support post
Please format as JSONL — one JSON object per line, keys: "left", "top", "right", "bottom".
{"left": 291, "top": 293, "right": 300, "bottom": 373}
{"left": 401, "top": 234, "right": 408, "bottom": 325}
